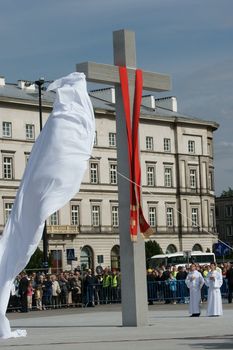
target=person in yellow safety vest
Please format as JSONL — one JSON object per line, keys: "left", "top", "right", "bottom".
{"left": 102, "top": 269, "right": 112, "bottom": 304}
{"left": 111, "top": 270, "right": 119, "bottom": 303}
{"left": 171, "top": 266, "right": 178, "bottom": 278}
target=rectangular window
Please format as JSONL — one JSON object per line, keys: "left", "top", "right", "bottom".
{"left": 71, "top": 205, "right": 80, "bottom": 225}
{"left": 110, "top": 163, "right": 117, "bottom": 184}
{"left": 4, "top": 202, "right": 13, "bottom": 223}
{"left": 146, "top": 136, "right": 153, "bottom": 151}
{"left": 112, "top": 206, "right": 119, "bottom": 227}
{"left": 25, "top": 153, "right": 30, "bottom": 165}
{"left": 207, "top": 142, "right": 212, "bottom": 156}
{"left": 208, "top": 171, "right": 214, "bottom": 191}
{"left": 208, "top": 140, "right": 213, "bottom": 157}
{"left": 3, "top": 156, "right": 13, "bottom": 179}
{"left": 188, "top": 140, "right": 195, "bottom": 154}
{"left": 50, "top": 211, "right": 58, "bottom": 225}
{"left": 226, "top": 225, "right": 233, "bottom": 236}
{"left": 191, "top": 208, "right": 199, "bottom": 227}
{"left": 26, "top": 124, "right": 35, "bottom": 140}
{"left": 190, "top": 169, "right": 197, "bottom": 189}
{"left": 109, "top": 132, "right": 116, "bottom": 147}
{"left": 166, "top": 208, "right": 174, "bottom": 227}
{"left": 92, "top": 205, "right": 100, "bottom": 227}
{"left": 149, "top": 207, "right": 156, "bottom": 227}
{"left": 225, "top": 206, "right": 233, "bottom": 217}
{"left": 164, "top": 167, "right": 172, "bottom": 187}
{"left": 164, "top": 138, "right": 171, "bottom": 152}
{"left": 210, "top": 208, "right": 215, "bottom": 228}
{"left": 90, "top": 162, "right": 99, "bottom": 184}
{"left": 2, "top": 122, "right": 12, "bottom": 138}
{"left": 94, "top": 131, "right": 97, "bottom": 146}
{"left": 147, "top": 165, "right": 155, "bottom": 187}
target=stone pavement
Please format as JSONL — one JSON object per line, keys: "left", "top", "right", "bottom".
{"left": 1, "top": 303, "right": 233, "bottom": 350}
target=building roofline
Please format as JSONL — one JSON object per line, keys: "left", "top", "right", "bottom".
{"left": 0, "top": 82, "right": 219, "bottom": 131}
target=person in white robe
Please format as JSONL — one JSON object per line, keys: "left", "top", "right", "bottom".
{"left": 205, "top": 262, "right": 223, "bottom": 317}
{"left": 185, "top": 263, "right": 204, "bottom": 317}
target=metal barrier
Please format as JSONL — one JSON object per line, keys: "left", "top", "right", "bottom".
{"left": 84, "top": 284, "right": 121, "bottom": 306}
{"left": 147, "top": 280, "right": 189, "bottom": 303}
{"left": 7, "top": 278, "right": 229, "bottom": 312}
{"left": 147, "top": 278, "right": 229, "bottom": 303}
{"left": 84, "top": 279, "right": 229, "bottom": 305}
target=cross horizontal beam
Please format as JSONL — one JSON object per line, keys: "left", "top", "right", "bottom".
{"left": 76, "top": 61, "right": 171, "bottom": 92}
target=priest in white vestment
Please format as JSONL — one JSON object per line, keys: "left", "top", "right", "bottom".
{"left": 185, "top": 263, "right": 204, "bottom": 317}
{"left": 205, "top": 263, "right": 223, "bottom": 317}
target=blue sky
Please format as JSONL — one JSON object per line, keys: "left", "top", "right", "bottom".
{"left": 1, "top": 0, "right": 233, "bottom": 195}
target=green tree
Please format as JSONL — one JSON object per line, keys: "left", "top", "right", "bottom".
{"left": 220, "top": 187, "right": 233, "bottom": 197}
{"left": 25, "top": 247, "right": 44, "bottom": 272}
{"left": 145, "top": 240, "right": 163, "bottom": 268}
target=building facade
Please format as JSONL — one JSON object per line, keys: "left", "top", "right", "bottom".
{"left": 215, "top": 196, "right": 233, "bottom": 248}
{"left": 0, "top": 76, "right": 219, "bottom": 272}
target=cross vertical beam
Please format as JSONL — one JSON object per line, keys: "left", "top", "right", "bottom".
{"left": 76, "top": 29, "right": 171, "bottom": 327}
{"left": 113, "top": 30, "right": 148, "bottom": 326}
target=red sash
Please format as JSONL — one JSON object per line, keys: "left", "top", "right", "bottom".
{"left": 119, "top": 67, "right": 154, "bottom": 241}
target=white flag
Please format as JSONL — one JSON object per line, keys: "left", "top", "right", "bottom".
{"left": 0, "top": 72, "right": 95, "bottom": 338}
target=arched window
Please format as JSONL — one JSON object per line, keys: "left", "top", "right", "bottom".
{"left": 111, "top": 245, "right": 120, "bottom": 270}
{"left": 192, "top": 244, "right": 203, "bottom": 252}
{"left": 166, "top": 244, "right": 177, "bottom": 254}
{"left": 80, "top": 245, "right": 94, "bottom": 271}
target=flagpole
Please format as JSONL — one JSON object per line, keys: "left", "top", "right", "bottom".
{"left": 35, "top": 78, "right": 48, "bottom": 271}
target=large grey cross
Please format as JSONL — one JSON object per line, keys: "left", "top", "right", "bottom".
{"left": 76, "top": 29, "right": 171, "bottom": 326}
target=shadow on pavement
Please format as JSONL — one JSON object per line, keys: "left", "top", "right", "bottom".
{"left": 190, "top": 339, "right": 233, "bottom": 349}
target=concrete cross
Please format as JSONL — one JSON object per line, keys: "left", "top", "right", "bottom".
{"left": 76, "top": 29, "right": 171, "bottom": 326}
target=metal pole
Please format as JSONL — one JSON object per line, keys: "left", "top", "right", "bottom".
{"left": 35, "top": 79, "right": 48, "bottom": 270}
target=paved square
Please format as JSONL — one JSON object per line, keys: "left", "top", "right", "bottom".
{"left": 1, "top": 303, "right": 233, "bottom": 349}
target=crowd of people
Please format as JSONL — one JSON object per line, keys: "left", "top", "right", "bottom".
{"left": 7, "top": 262, "right": 233, "bottom": 316}
{"left": 7, "top": 267, "right": 121, "bottom": 313}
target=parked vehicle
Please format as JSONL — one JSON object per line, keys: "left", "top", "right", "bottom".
{"left": 149, "top": 251, "right": 216, "bottom": 268}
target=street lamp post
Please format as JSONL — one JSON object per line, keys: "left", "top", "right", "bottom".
{"left": 35, "top": 78, "right": 48, "bottom": 270}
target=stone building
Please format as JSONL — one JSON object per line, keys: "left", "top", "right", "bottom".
{"left": 215, "top": 196, "right": 233, "bottom": 248}
{"left": 0, "top": 76, "right": 219, "bottom": 271}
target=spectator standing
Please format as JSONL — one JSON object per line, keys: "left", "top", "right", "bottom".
{"left": 147, "top": 269, "right": 156, "bottom": 305}
{"left": 171, "top": 266, "right": 178, "bottom": 278}
{"left": 68, "top": 272, "right": 81, "bottom": 307}
{"left": 42, "top": 275, "right": 52, "bottom": 309}
{"left": 27, "top": 280, "right": 34, "bottom": 311}
{"left": 58, "top": 273, "right": 69, "bottom": 307}
{"left": 162, "top": 266, "right": 172, "bottom": 304}
{"left": 51, "top": 275, "right": 61, "bottom": 309}
{"left": 84, "top": 269, "right": 96, "bottom": 307}
{"left": 102, "top": 269, "right": 112, "bottom": 304}
{"left": 155, "top": 269, "right": 164, "bottom": 301}
{"left": 34, "top": 275, "right": 44, "bottom": 311}
{"left": 167, "top": 273, "right": 177, "bottom": 304}
{"left": 18, "top": 272, "right": 29, "bottom": 312}
{"left": 176, "top": 266, "right": 187, "bottom": 303}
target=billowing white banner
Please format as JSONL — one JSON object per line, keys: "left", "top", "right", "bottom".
{"left": 0, "top": 72, "right": 95, "bottom": 338}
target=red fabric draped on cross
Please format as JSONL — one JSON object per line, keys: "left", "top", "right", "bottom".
{"left": 119, "top": 66, "right": 154, "bottom": 242}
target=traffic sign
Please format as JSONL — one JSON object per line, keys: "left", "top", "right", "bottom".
{"left": 96, "top": 265, "right": 103, "bottom": 275}
{"left": 214, "top": 242, "right": 231, "bottom": 256}
{"left": 66, "top": 248, "right": 76, "bottom": 261}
